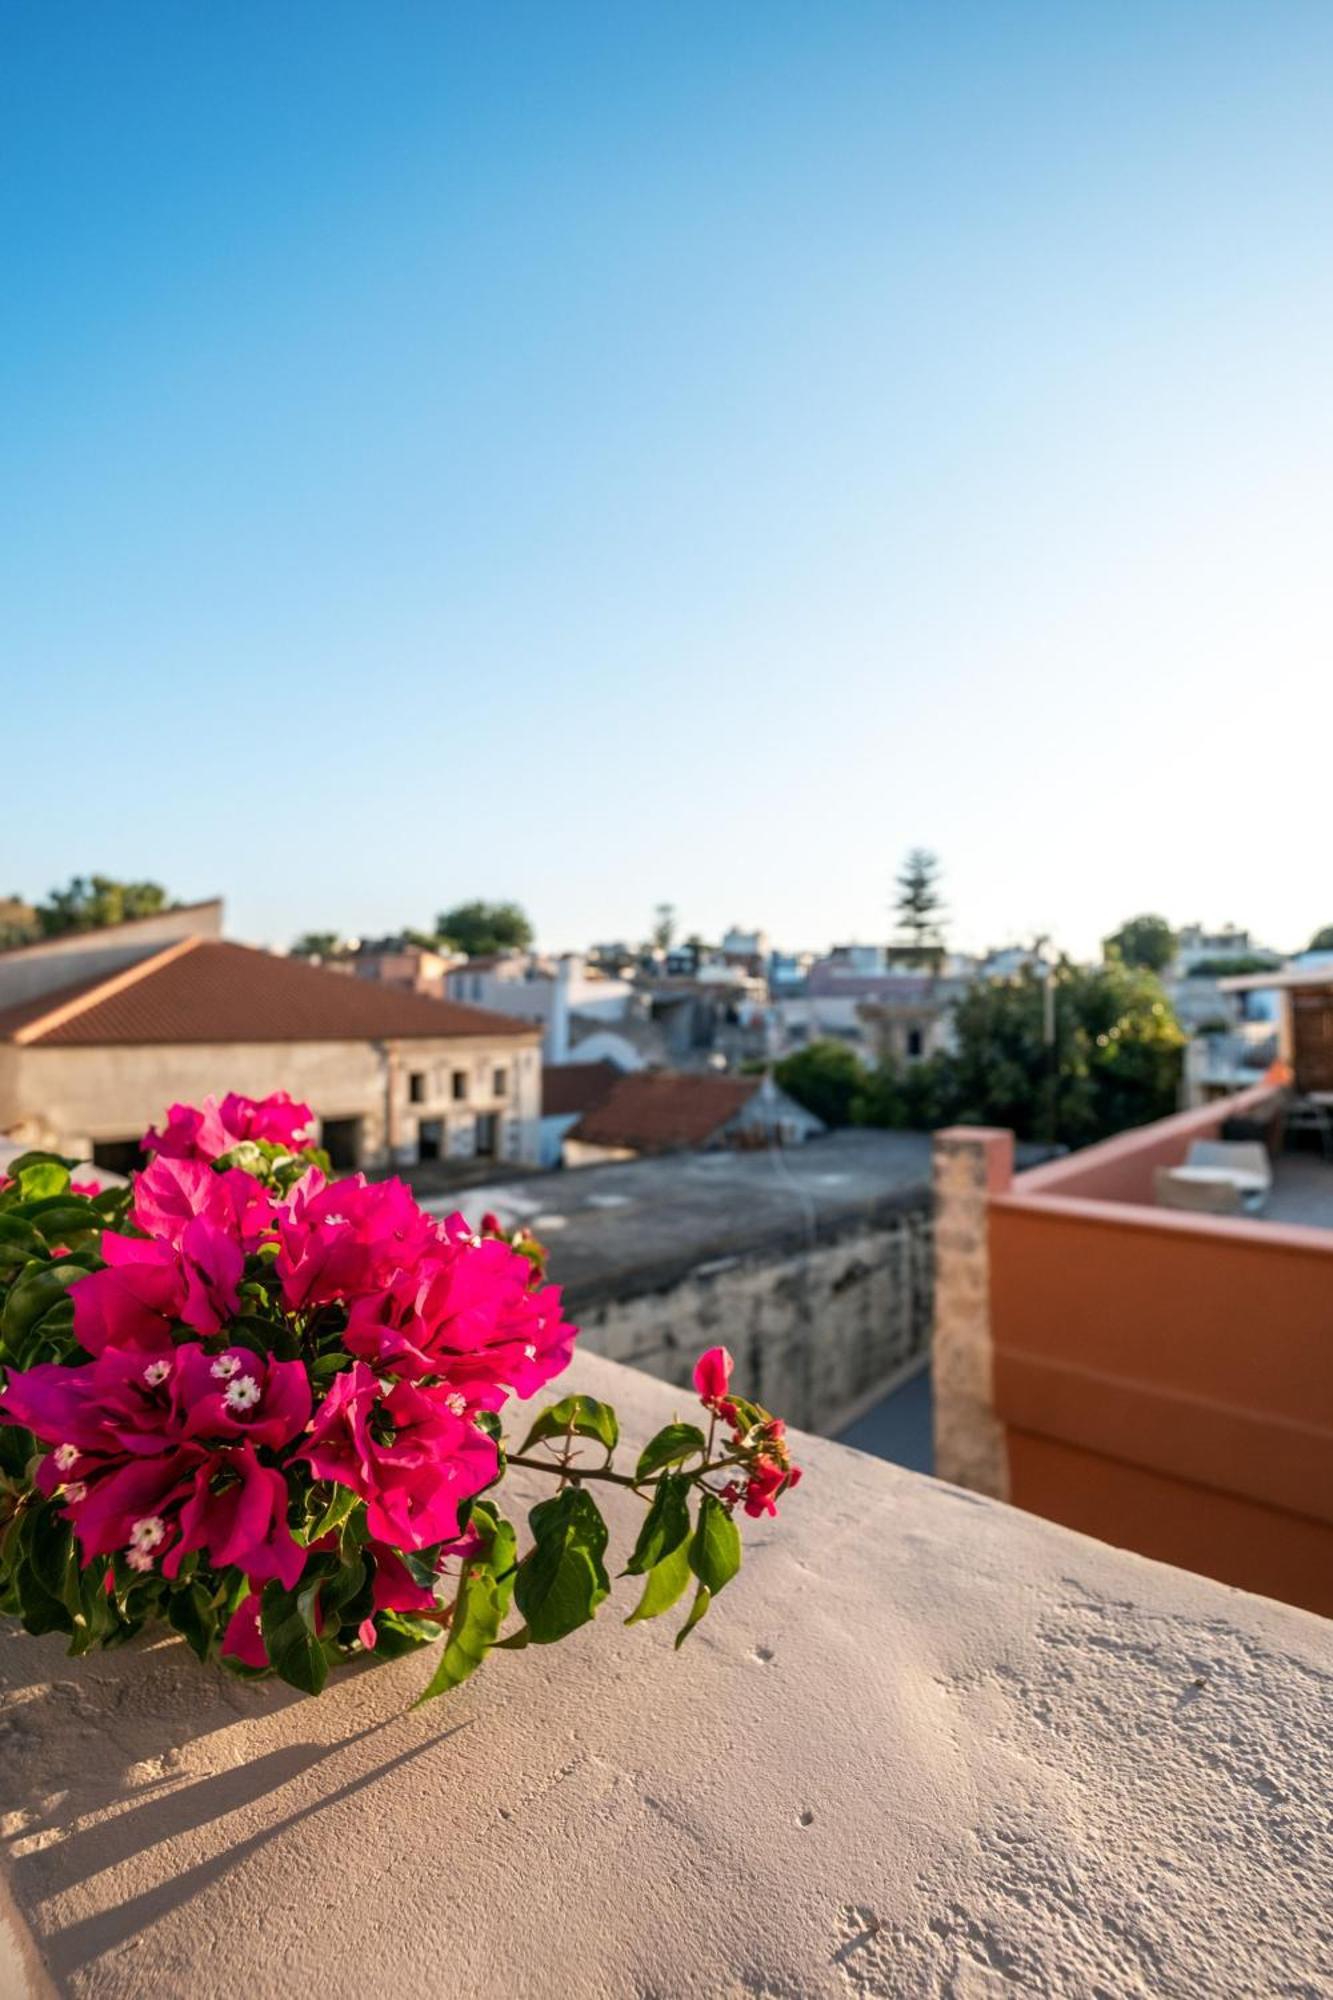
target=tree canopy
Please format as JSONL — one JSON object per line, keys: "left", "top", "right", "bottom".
{"left": 777, "top": 961, "right": 1184, "bottom": 1149}
{"left": 436, "top": 900, "right": 533, "bottom": 958}
{"left": 893, "top": 850, "right": 946, "bottom": 967}
{"left": 1103, "top": 913, "right": 1175, "bottom": 973}
{"left": 32, "top": 876, "right": 174, "bottom": 939}
{"left": 1308, "top": 925, "right": 1333, "bottom": 952}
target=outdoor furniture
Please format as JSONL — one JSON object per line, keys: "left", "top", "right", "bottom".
{"left": 1285, "top": 1094, "right": 1333, "bottom": 1163}
{"left": 1184, "top": 1139, "right": 1272, "bottom": 1212}
{"left": 1154, "top": 1166, "right": 1244, "bottom": 1216}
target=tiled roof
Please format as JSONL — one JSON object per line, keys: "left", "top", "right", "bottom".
{"left": 0, "top": 939, "right": 541, "bottom": 1047}
{"left": 569, "top": 1070, "right": 759, "bottom": 1152}
{"left": 541, "top": 1061, "right": 621, "bottom": 1118}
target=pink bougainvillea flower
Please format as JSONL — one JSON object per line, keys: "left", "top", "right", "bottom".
{"left": 69, "top": 1179, "right": 101, "bottom": 1198}
{"left": 294, "top": 1362, "right": 497, "bottom": 1549}
{"left": 343, "top": 1231, "right": 575, "bottom": 1408}
{"left": 737, "top": 1456, "right": 802, "bottom": 1519}
{"left": 71, "top": 1235, "right": 184, "bottom": 1353}
{"left": 693, "top": 1346, "right": 734, "bottom": 1408}
{"left": 273, "top": 1172, "right": 438, "bottom": 1312}
{"left": 62, "top": 1446, "right": 204, "bottom": 1564}
{"left": 163, "top": 1442, "right": 304, "bottom": 1588}
{"left": 143, "top": 1091, "right": 313, "bottom": 1164}
{"left": 132, "top": 1154, "right": 275, "bottom": 1253}
{"left": 221, "top": 1590, "right": 269, "bottom": 1669}
{"left": 170, "top": 1345, "right": 311, "bottom": 1451}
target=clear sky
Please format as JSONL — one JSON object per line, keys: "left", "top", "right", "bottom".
{"left": 4, "top": 2, "right": 1331, "bottom": 959}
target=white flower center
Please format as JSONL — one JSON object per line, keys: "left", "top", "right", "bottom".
{"left": 126, "top": 1547, "right": 155, "bottom": 1573}
{"left": 523, "top": 1343, "right": 537, "bottom": 1360}
{"left": 225, "top": 1375, "right": 261, "bottom": 1412}
{"left": 129, "top": 1515, "right": 166, "bottom": 1551}
{"left": 445, "top": 1393, "right": 467, "bottom": 1416}
{"left": 53, "top": 1443, "right": 80, "bottom": 1471}
{"left": 142, "top": 1358, "right": 171, "bottom": 1387}
{"left": 64, "top": 1481, "right": 87, "bottom": 1503}
{"left": 210, "top": 1355, "right": 242, "bottom": 1380}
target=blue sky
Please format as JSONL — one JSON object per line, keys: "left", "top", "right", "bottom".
{"left": 4, "top": 2, "right": 1331, "bottom": 958}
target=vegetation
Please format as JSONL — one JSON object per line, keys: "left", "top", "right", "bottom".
{"left": 1185, "top": 954, "right": 1279, "bottom": 978}
{"left": 1309, "top": 925, "right": 1333, "bottom": 952}
{"left": 435, "top": 900, "right": 533, "bottom": 958}
{"left": 893, "top": 849, "right": 946, "bottom": 968}
{"left": 291, "top": 932, "right": 345, "bottom": 960}
{"left": 1102, "top": 913, "right": 1175, "bottom": 974}
{"left": 24, "top": 875, "right": 176, "bottom": 939}
{"left": 773, "top": 1041, "right": 866, "bottom": 1127}
{"left": 651, "top": 902, "right": 677, "bottom": 953}
{"left": 777, "top": 961, "right": 1184, "bottom": 1149}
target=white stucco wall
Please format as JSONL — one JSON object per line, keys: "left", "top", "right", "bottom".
{"left": 0, "top": 1350, "right": 1329, "bottom": 1998}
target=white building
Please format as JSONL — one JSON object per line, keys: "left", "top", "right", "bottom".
{"left": 444, "top": 953, "right": 634, "bottom": 1063}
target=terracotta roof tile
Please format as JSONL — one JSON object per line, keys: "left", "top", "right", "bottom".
{"left": 569, "top": 1070, "right": 759, "bottom": 1152}
{"left": 541, "top": 1062, "right": 621, "bottom": 1118}
{"left": 0, "top": 939, "right": 540, "bottom": 1047}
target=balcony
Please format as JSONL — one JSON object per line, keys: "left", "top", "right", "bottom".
{"left": 2, "top": 1350, "right": 1330, "bottom": 1997}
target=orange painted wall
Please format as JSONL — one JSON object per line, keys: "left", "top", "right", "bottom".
{"left": 989, "top": 1188, "right": 1333, "bottom": 1617}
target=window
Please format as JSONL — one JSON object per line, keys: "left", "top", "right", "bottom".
{"left": 906, "top": 1027, "right": 924, "bottom": 1060}
{"left": 493, "top": 1066, "right": 508, "bottom": 1098}
{"left": 408, "top": 1071, "right": 426, "bottom": 1103}
{"left": 452, "top": 1070, "right": 469, "bottom": 1102}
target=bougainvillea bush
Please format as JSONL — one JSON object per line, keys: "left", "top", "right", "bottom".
{"left": 0, "top": 1094, "right": 800, "bottom": 1701}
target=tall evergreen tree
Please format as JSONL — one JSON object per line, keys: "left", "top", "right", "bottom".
{"left": 893, "top": 850, "right": 947, "bottom": 969}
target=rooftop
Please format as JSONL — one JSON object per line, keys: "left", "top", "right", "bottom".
{"left": 566, "top": 1069, "right": 760, "bottom": 1153}
{"left": 427, "top": 1128, "right": 937, "bottom": 1304}
{"left": 1265, "top": 1151, "right": 1333, "bottom": 1230}
{"left": 539, "top": 1060, "right": 619, "bottom": 1119}
{"left": 2, "top": 1350, "right": 1329, "bottom": 1998}
{"left": 0, "top": 939, "right": 541, "bottom": 1047}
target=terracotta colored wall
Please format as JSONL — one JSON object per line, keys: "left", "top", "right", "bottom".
{"left": 989, "top": 1188, "right": 1333, "bottom": 1616}
{"left": 1012, "top": 1079, "right": 1280, "bottom": 1207}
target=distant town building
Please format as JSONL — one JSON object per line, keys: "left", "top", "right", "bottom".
{"left": 0, "top": 905, "right": 541, "bottom": 1172}
{"left": 347, "top": 938, "right": 460, "bottom": 999}
{"left": 560, "top": 1069, "right": 823, "bottom": 1168}
{"left": 444, "top": 952, "right": 634, "bottom": 1063}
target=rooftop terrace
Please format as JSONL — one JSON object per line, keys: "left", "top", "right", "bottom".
{"left": 1, "top": 1352, "right": 1329, "bottom": 1998}
{"left": 425, "top": 1128, "right": 939, "bottom": 1305}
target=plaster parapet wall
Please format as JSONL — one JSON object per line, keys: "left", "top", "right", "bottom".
{"left": 931, "top": 1126, "right": 1012, "bottom": 1498}
{"left": 2, "top": 1350, "right": 1330, "bottom": 1999}
{"left": 569, "top": 1197, "right": 933, "bottom": 1434}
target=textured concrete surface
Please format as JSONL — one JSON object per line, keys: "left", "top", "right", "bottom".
{"left": 2, "top": 1351, "right": 1331, "bottom": 1999}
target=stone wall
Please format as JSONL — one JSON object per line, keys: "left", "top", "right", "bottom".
{"left": 567, "top": 1189, "right": 933, "bottom": 1434}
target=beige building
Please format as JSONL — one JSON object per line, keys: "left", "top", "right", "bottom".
{"left": 0, "top": 905, "right": 541, "bottom": 1173}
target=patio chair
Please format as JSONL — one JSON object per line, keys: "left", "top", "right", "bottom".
{"left": 1185, "top": 1140, "right": 1272, "bottom": 1211}
{"left": 1154, "top": 1167, "right": 1243, "bottom": 1216}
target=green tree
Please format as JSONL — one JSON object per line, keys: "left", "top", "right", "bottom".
{"left": 35, "top": 875, "right": 173, "bottom": 938}
{"left": 0, "top": 896, "right": 38, "bottom": 949}
{"left": 1103, "top": 913, "right": 1175, "bottom": 974}
{"left": 893, "top": 850, "right": 946, "bottom": 968}
{"left": 773, "top": 1041, "right": 865, "bottom": 1127}
{"left": 942, "top": 958, "right": 1184, "bottom": 1146}
{"left": 436, "top": 901, "right": 534, "bottom": 958}
{"left": 291, "top": 932, "right": 345, "bottom": 960}
{"left": 1308, "top": 925, "right": 1333, "bottom": 952}
{"left": 651, "top": 903, "right": 677, "bottom": 953}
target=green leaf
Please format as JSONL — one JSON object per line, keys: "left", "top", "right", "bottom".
{"left": 513, "top": 1487, "right": 610, "bottom": 1644}
{"left": 260, "top": 1575, "right": 328, "bottom": 1695}
{"left": 18, "top": 1162, "right": 70, "bottom": 1204}
{"left": 688, "top": 1494, "right": 742, "bottom": 1596}
{"left": 0, "top": 1263, "right": 90, "bottom": 1356}
{"left": 634, "top": 1421, "right": 707, "bottom": 1483}
{"left": 303, "top": 1485, "right": 360, "bottom": 1546}
{"left": 166, "top": 1583, "right": 219, "bottom": 1663}
{"left": 674, "top": 1583, "right": 712, "bottom": 1648}
{"left": 623, "top": 1474, "right": 690, "bottom": 1577}
{"left": 414, "top": 1513, "right": 518, "bottom": 1704}
{"left": 519, "top": 1394, "right": 619, "bottom": 1458}
{"left": 624, "top": 1538, "right": 693, "bottom": 1626}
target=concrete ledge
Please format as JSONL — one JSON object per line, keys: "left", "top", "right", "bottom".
{"left": 2, "top": 1352, "right": 1331, "bottom": 1998}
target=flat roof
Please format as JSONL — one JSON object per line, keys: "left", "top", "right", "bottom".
{"left": 424, "top": 1128, "right": 937, "bottom": 1304}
